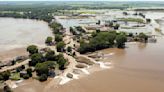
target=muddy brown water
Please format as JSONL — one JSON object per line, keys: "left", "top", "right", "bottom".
{"left": 14, "top": 37, "right": 164, "bottom": 92}
{"left": 0, "top": 18, "right": 52, "bottom": 61}
{"left": 14, "top": 11, "right": 164, "bottom": 92}
{"left": 49, "top": 39, "right": 164, "bottom": 92}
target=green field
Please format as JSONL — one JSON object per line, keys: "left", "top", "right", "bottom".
{"left": 117, "top": 18, "right": 145, "bottom": 23}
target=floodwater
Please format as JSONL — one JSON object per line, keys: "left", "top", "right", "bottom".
{"left": 55, "top": 16, "right": 97, "bottom": 29}
{"left": 14, "top": 39, "right": 164, "bottom": 92}
{"left": 15, "top": 11, "right": 164, "bottom": 92}
{"left": 45, "top": 39, "right": 164, "bottom": 92}
{"left": 50, "top": 11, "right": 164, "bottom": 92}
{"left": 0, "top": 18, "right": 52, "bottom": 61}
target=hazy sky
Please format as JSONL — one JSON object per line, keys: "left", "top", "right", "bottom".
{"left": 0, "top": 0, "right": 163, "bottom": 1}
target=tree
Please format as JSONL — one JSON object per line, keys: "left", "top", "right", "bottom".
{"left": 109, "top": 22, "right": 113, "bottom": 27}
{"left": 96, "top": 29, "right": 100, "bottom": 33}
{"left": 57, "top": 57, "right": 67, "bottom": 70}
{"left": 108, "top": 32, "right": 117, "bottom": 45}
{"left": 113, "top": 24, "right": 120, "bottom": 30}
{"left": 22, "top": 74, "right": 30, "bottom": 79}
{"left": 49, "top": 22, "right": 63, "bottom": 34}
{"left": 139, "top": 33, "right": 148, "bottom": 42}
{"left": 0, "top": 74, "right": 3, "bottom": 80}
{"left": 55, "top": 34, "right": 63, "bottom": 42}
{"left": 26, "top": 68, "right": 32, "bottom": 77}
{"left": 116, "top": 34, "right": 127, "bottom": 48}
{"left": 123, "top": 12, "right": 128, "bottom": 15}
{"left": 146, "top": 18, "right": 151, "bottom": 23}
{"left": 27, "top": 45, "right": 38, "bottom": 55}
{"left": 56, "top": 41, "right": 65, "bottom": 52}
{"left": 45, "top": 50, "right": 56, "bottom": 61}
{"left": 11, "top": 60, "right": 16, "bottom": 65}
{"left": 35, "top": 63, "right": 49, "bottom": 76}
{"left": 73, "top": 52, "right": 76, "bottom": 56}
{"left": 45, "top": 37, "right": 53, "bottom": 45}
{"left": 76, "top": 26, "right": 85, "bottom": 33}
{"left": 91, "top": 32, "right": 97, "bottom": 37}
{"left": 30, "top": 53, "right": 44, "bottom": 66}
{"left": 1, "top": 71, "right": 10, "bottom": 81}
{"left": 21, "top": 65, "right": 25, "bottom": 69}
{"left": 39, "top": 74, "right": 48, "bottom": 82}
{"left": 128, "top": 33, "right": 134, "bottom": 37}
{"left": 67, "top": 46, "right": 72, "bottom": 52}
{"left": 96, "top": 20, "right": 101, "bottom": 25}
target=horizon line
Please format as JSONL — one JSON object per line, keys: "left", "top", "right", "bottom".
{"left": 1, "top": 0, "right": 164, "bottom": 2}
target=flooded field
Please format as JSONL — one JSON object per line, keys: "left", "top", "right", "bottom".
{"left": 0, "top": 18, "right": 52, "bottom": 61}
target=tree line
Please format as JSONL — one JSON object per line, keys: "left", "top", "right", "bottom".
{"left": 78, "top": 31, "right": 127, "bottom": 54}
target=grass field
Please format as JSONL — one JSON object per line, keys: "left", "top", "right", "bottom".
{"left": 117, "top": 18, "right": 145, "bottom": 23}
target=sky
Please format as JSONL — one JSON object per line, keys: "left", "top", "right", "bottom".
{"left": 0, "top": 0, "right": 164, "bottom": 1}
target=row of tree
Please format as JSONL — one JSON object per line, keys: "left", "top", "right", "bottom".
{"left": 78, "top": 31, "right": 127, "bottom": 54}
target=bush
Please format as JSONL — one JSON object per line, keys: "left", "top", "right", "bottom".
{"left": 56, "top": 41, "right": 65, "bottom": 52}
{"left": 45, "top": 50, "right": 56, "bottom": 61}
{"left": 116, "top": 34, "right": 127, "bottom": 48}
{"left": 26, "top": 68, "right": 32, "bottom": 77}
{"left": 35, "top": 63, "right": 49, "bottom": 76}
{"left": 70, "top": 27, "right": 77, "bottom": 35}
{"left": 21, "top": 65, "right": 25, "bottom": 69}
{"left": 30, "top": 53, "right": 44, "bottom": 66}
{"left": 49, "top": 22, "right": 63, "bottom": 34}
{"left": 45, "top": 36, "right": 53, "bottom": 45}
{"left": 57, "top": 57, "right": 67, "bottom": 70}
{"left": 55, "top": 34, "right": 63, "bottom": 43}
{"left": 96, "top": 29, "right": 100, "bottom": 33}
{"left": 35, "top": 61, "right": 56, "bottom": 76}
{"left": 139, "top": 32, "right": 148, "bottom": 42}
{"left": 113, "top": 24, "right": 120, "bottom": 30}
{"left": 67, "top": 46, "right": 72, "bottom": 52}
{"left": 10, "top": 73, "right": 21, "bottom": 80}
{"left": 2, "top": 71, "right": 10, "bottom": 81}
{"left": 22, "top": 74, "right": 30, "bottom": 79}
{"left": 0, "top": 74, "right": 3, "bottom": 80}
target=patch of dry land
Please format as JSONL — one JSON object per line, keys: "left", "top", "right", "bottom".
{"left": 0, "top": 18, "right": 52, "bottom": 62}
